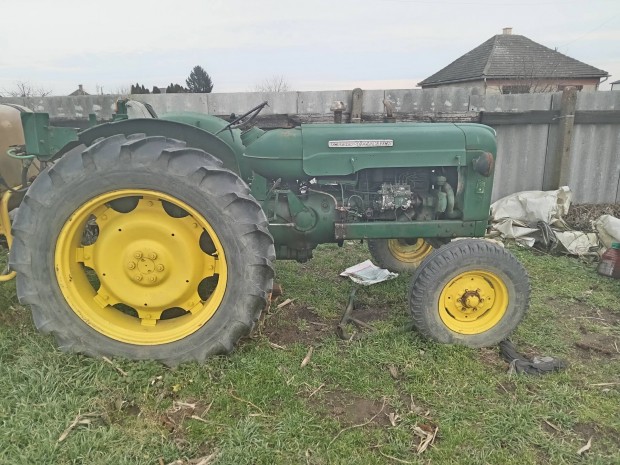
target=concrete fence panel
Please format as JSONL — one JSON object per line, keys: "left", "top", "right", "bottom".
{"left": 2, "top": 89, "right": 619, "bottom": 205}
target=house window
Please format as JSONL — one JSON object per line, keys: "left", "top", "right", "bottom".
{"left": 557, "top": 85, "right": 583, "bottom": 91}
{"left": 501, "top": 85, "right": 531, "bottom": 94}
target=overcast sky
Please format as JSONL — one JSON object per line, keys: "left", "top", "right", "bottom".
{"left": 1, "top": 0, "right": 619, "bottom": 95}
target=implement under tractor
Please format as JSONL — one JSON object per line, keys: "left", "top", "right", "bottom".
{"left": 0, "top": 99, "right": 529, "bottom": 365}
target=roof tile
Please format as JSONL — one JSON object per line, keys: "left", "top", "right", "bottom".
{"left": 419, "top": 34, "right": 608, "bottom": 86}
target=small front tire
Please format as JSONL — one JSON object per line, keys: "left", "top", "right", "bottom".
{"left": 409, "top": 239, "right": 530, "bottom": 347}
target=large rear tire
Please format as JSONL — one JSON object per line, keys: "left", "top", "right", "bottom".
{"left": 409, "top": 239, "right": 529, "bottom": 347}
{"left": 10, "top": 134, "right": 275, "bottom": 365}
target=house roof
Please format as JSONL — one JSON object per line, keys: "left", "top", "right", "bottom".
{"left": 69, "top": 84, "right": 89, "bottom": 96}
{"left": 418, "top": 33, "right": 608, "bottom": 87}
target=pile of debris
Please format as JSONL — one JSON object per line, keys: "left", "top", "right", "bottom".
{"left": 488, "top": 186, "right": 620, "bottom": 257}
{"left": 564, "top": 204, "right": 620, "bottom": 232}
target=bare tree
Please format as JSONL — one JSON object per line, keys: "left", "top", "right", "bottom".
{"left": 2, "top": 80, "right": 52, "bottom": 97}
{"left": 490, "top": 56, "right": 565, "bottom": 94}
{"left": 254, "top": 75, "right": 291, "bottom": 93}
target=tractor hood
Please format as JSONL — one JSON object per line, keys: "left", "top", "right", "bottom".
{"left": 453, "top": 123, "right": 497, "bottom": 152}
{"left": 300, "top": 123, "right": 467, "bottom": 176}
{"left": 243, "top": 122, "right": 497, "bottom": 180}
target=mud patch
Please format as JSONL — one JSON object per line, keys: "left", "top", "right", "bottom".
{"left": 573, "top": 422, "right": 598, "bottom": 440}
{"left": 259, "top": 299, "right": 395, "bottom": 346}
{"left": 349, "top": 305, "right": 392, "bottom": 323}
{"left": 540, "top": 419, "right": 563, "bottom": 436}
{"left": 259, "top": 304, "right": 336, "bottom": 345}
{"left": 496, "top": 380, "right": 517, "bottom": 397}
{"left": 572, "top": 422, "right": 620, "bottom": 455}
{"left": 156, "top": 399, "right": 213, "bottom": 442}
{"left": 0, "top": 304, "right": 30, "bottom": 328}
{"left": 478, "top": 347, "right": 507, "bottom": 370}
{"left": 317, "top": 390, "right": 391, "bottom": 426}
{"left": 574, "top": 332, "right": 619, "bottom": 359}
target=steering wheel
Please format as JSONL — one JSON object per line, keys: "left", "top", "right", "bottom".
{"left": 216, "top": 101, "right": 269, "bottom": 135}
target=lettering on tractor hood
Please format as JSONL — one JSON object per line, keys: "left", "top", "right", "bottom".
{"left": 328, "top": 139, "right": 393, "bottom": 148}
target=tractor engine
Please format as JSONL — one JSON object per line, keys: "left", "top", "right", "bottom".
{"left": 258, "top": 167, "right": 460, "bottom": 261}
{"left": 342, "top": 167, "right": 455, "bottom": 221}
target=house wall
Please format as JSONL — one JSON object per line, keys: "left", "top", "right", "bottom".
{"left": 420, "top": 81, "right": 486, "bottom": 95}
{"left": 423, "top": 78, "right": 600, "bottom": 94}
{"left": 485, "top": 78, "right": 600, "bottom": 94}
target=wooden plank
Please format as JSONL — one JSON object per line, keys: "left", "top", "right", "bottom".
{"left": 480, "top": 110, "right": 558, "bottom": 125}
{"left": 574, "top": 110, "right": 620, "bottom": 125}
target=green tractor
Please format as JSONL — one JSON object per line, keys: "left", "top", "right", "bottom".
{"left": 0, "top": 99, "right": 529, "bottom": 365}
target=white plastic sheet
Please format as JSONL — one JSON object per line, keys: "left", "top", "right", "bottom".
{"left": 491, "top": 186, "right": 571, "bottom": 226}
{"left": 595, "top": 215, "right": 620, "bottom": 248}
{"left": 340, "top": 260, "right": 398, "bottom": 286}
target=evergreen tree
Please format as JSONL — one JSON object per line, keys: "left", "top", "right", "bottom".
{"left": 166, "top": 83, "right": 187, "bottom": 93}
{"left": 130, "top": 83, "right": 150, "bottom": 94}
{"left": 185, "top": 65, "right": 214, "bottom": 93}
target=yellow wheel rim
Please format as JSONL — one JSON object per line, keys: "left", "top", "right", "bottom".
{"left": 438, "top": 270, "right": 508, "bottom": 334}
{"left": 54, "top": 189, "right": 228, "bottom": 345}
{"left": 387, "top": 238, "right": 433, "bottom": 264}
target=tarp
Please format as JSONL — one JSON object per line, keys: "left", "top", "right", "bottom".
{"left": 489, "top": 186, "right": 600, "bottom": 256}
{"left": 491, "top": 186, "right": 571, "bottom": 226}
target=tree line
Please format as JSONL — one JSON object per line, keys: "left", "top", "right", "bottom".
{"left": 131, "top": 65, "right": 214, "bottom": 94}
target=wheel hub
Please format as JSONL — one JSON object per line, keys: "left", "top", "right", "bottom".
{"left": 461, "top": 291, "right": 481, "bottom": 309}
{"left": 126, "top": 249, "right": 167, "bottom": 285}
{"left": 439, "top": 270, "right": 508, "bottom": 334}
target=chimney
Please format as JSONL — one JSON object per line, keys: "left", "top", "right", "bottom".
{"left": 79, "top": 84, "right": 83, "bottom": 92}
{"left": 502, "top": 27, "right": 513, "bottom": 35}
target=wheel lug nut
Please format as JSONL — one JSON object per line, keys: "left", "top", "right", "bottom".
{"left": 127, "top": 261, "right": 136, "bottom": 270}
{"left": 149, "top": 276, "right": 157, "bottom": 283}
{"left": 156, "top": 264, "right": 164, "bottom": 272}
{"left": 149, "top": 252, "right": 157, "bottom": 260}
{"left": 134, "top": 275, "right": 143, "bottom": 281}
{"left": 134, "top": 251, "right": 143, "bottom": 259}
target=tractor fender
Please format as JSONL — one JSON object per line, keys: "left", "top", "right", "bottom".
{"left": 72, "top": 118, "right": 247, "bottom": 180}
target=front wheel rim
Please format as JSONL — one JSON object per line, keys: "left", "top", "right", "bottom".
{"left": 54, "top": 189, "right": 228, "bottom": 345}
{"left": 438, "top": 270, "right": 508, "bottom": 334}
{"left": 387, "top": 238, "right": 433, "bottom": 263}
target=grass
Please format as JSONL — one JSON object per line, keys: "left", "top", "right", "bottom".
{"left": 0, "top": 242, "right": 619, "bottom": 464}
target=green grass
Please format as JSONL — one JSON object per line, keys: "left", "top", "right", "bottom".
{"left": 1, "top": 243, "right": 619, "bottom": 464}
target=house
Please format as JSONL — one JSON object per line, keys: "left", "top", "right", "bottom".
{"left": 69, "top": 84, "right": 90, "bottom": 96}
{"left": 418, "top": 28, "right": 609, "bottom": 95}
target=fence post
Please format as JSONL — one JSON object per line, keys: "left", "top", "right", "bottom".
{"left": 350, "top": 88, "right": 363, "bottom": 123}
{"left": 554, "top": 87, "right": 578, "bottom": 188}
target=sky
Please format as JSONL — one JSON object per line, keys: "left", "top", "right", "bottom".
{"left": 1, "top": 0, "right": 619, "bottom": 96}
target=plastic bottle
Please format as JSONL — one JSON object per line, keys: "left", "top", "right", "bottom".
{"left": 597, "top": 242, "right": 620, "bottom": 279}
